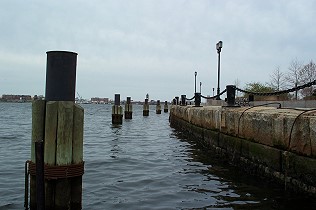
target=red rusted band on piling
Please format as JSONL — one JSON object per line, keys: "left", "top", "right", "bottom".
{"left": 28, "top": 161, "right": 84, "bottom": 180}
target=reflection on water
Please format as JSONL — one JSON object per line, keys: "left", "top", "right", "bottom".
{"left": 110, "top": 124, "right": 122, "bottom": 159}
{"left": 0, "top": 103, "right": 315, "bottom": 209}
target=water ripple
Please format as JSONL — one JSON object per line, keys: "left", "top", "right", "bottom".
{"left": 1, "top": 103, "right": 316, "bottom": 209}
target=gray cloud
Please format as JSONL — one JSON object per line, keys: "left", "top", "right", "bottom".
{"left": 0, "top": 0, "right": 315, "bottom": 101}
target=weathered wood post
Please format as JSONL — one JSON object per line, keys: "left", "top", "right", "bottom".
{"left": 30, "top": 99, "right": 46, "bottom": 210}
{"left": 143, "top": 99, "right": 149, "bottom": 116}
{"left": 112, "top": 94, "right": 123, "bottom": 124}
{"left": 156, "top": 100, "right": 161, "bottom": 114}
{"left": 164, "top": 101, "right": 168, "bottom": 113}
{"left": 124, "top": 97, "right": 133, "bottom": 119}
{"left": 29, "top": 51, "right": 84, "bottom": 210}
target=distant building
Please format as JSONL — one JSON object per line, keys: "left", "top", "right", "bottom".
{"left": 1, "top": 94, "right": 32, "bottom": 102}
{"left": 91, "top": 97, "right": 109, "bottom": 104}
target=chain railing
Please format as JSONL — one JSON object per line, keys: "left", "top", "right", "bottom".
{"left": 174, "top": 79, "right": 316, "bottom": 107}
{"left": 184, "top": 89, "right": 228, "bottom": 101}
{"left": 234, "top": 80, "right": 316, "bottom": 96}
{"left": 201, "top": 89, "right": 227, "bottom": 100}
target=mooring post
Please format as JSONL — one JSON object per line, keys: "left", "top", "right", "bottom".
{"left": 29, "top": 51, "right": 84, "bottom": 210}
{"left": 156, "top": 100, "right": 161, "bottom": 114}
{"left": 143, "top": 99, "right": 149, "bottom": 116}
{"left": 226, "top": 85, "right": 237, "bottom": 107}
{"left": 175, "top": 96, "right": 179, "bottom": 105}
{"left": 164, "top": 101, "right": 168, "bottom": 113}
{"left": 194, "top": 93, "right": 201, "bottom": 107}
{"left": 181, "top": 95, "right": 186, "bottom": 106}
{"left": 124, "top": 97, "right": 133, "bottom": 119}
{"left": 112, "top": 94, "right": 123, "bottom": 124}
{"left": 248, "top": 94, "right": 254, "bottom": 106}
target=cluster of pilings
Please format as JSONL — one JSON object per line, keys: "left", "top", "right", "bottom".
{"left": 25, "top": 50, "right": 170, "bottom": 209}
{"left": 112, "top": 95, "right": 169, "bottom": 124}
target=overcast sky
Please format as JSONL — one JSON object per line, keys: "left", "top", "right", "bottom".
{"left": 1, "top": 0, "right": 315, "bottom": 101}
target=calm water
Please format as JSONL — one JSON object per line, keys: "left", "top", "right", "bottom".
{"left": 0, "top": 102, "right": 315, "bottom": 210}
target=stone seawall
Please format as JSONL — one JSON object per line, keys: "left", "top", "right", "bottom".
{"left": 169, "top": 105, "right": 316, "bottom": 196}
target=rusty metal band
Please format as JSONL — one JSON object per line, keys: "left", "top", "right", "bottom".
{"left": 28, "top": 161, "right": 84, "bottom": 180}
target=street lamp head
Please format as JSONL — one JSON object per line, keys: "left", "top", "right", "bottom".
{"left": 218, "top": 41, "right": 223, "bottom": 48}
{"left": 216, "top": 41, "right": 223, "bottom": 53}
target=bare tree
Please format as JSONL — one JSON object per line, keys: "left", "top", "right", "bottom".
{"left": 299, "top": 60, "right": 316, "bottom": 98}
{"left": 234, "top": 78, "right": 241, "bottom": 97}
{"left": 269, "top": 66, "right": 286, "bottom": 91}
{"left": 285, "top": 59, "right": 303, "bottom": 99}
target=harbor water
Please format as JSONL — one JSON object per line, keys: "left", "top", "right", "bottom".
{"left": 0, "top": 102, "right": 315, "bottom": 209}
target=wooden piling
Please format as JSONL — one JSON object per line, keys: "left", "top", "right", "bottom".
{"left": 71, "top": 104, "right": 84, "bottom": 209}
{"left": 143, "top": 99, "right": 149, "bottom": 116}
{"left": 112, "top": 94, "right": 123, "bottom": 124}
{"left": 44, "top": 101, "right": 58, "bottom": 209}
{"left": 156, "top": 100, "right": 161, "bottom": 114}
{"left": 29, "top": 51, "right": 84, "bottom": 210}
{"left": 30, "top": 99, "right": 46, "bottom": 210}
{"left": 124, "top": 97, "right": 133, "bottom": 119}
{"left": 164, "top": 101, "right": 168, "bottom": 113}
{"left": 55, "top": 101, "right": 74, "bottom": 210}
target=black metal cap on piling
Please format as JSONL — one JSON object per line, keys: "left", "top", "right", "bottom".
{"left": 115, "top": 94, "right": 120, "bottom": 106}
{"left": 127, "top": 97, "right": 131, "bottom": 104}
{"left": 45, "top": 51, "right": 78, "bottom": 101}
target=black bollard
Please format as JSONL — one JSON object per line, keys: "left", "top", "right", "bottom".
{"left": 156, "top": 100, "right": 161, "bottom": 114}
{"left": 226, "top": 85, "right": 238, "bottom": 107}
{"left": 112, "top": 94, "right": 123, "bottom": 124}
{"left": 194, "top": 93, "right": 201, "bottom": 107}
{"left": 143, "top": 99, "right": 149, "bottom": 116}
{"left": 175, "top": 97, "right": 179, "bottom": 105}
{"left": 124, "top": 97, "right": 133, "bottom": 119}
{"left": 249, "top": 94, "right": 254, "bottom": 102}
{"left": 164, "top": 101, "right": 168, "bottom": 113}
{"left": 181, "top": 95, "right": 186, "bottom": 106}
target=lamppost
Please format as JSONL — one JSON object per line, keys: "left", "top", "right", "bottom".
{"left": 216, "top": 40, "right": 223, "bottom": 100}
{"left": 194, "top": 71, "right": 197, "bottom": 93}
{"left": 212, "top": 88, "right": 215, "bottom": 96}
{"left": 200, "top": 82, "right": 202, "bottom": 93}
